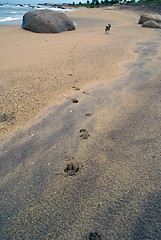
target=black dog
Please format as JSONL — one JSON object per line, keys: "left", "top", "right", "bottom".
{"left": 105, "top": 24, "right": 111, "bottom": 34}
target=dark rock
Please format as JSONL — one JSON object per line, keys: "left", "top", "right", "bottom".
{"left": 16, "top": 4, "right": 24, "bottom": 7}
{"left": 22, "top": 10, "right": 75, "bottom": 33}
{"left": 138, "top": 13, "right": 161, "bottom": 24}
{"left": 142, "top": 20, "right": 161, "bottom": 28}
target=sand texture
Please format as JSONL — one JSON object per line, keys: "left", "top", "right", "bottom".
{"left": 0, "top": 7, "right": 161, "bottom": 240}
{"left": 0, "top": 7, "right": 140, "bottom": 137}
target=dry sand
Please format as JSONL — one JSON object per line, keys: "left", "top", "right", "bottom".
{"left": 0, "top": 7, "right": 142, "bottom": 137}
{"left": 0, "top": 6, "right": 161, "bottom": 240}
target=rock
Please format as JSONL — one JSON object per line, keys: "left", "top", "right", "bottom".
{"left": 22, "top": 10, "right": 75, "bottom": 33}
{"left": 142, "top": 20, "right": 161, "bottom": 29}
{"left": 138, "top": 13, "right": 161, "bottom": 24}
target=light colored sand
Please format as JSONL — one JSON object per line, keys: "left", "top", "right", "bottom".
{"left": 0, "top": 7, "right": 158, "bottom": 137}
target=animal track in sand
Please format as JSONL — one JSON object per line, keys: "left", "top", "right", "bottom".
{"left": 85, "top": 113, "right": 91, "bottom": 117}
{"left": 72, "top": 98, "right": 79, "bottom": 103}
{"left": 0, "top": 113, "right": 15, "bottom": 123}
{"left": 72, "top": 86, "right": 80, "bottom": 91}
{"left": 64, "top": 162, "right": 79, "bottom": 176}
{"left": 80, "top": 129, "right": 90, "bottom": 139}
{"left": 88, "top": 232, "right": 102, "bottom": 240}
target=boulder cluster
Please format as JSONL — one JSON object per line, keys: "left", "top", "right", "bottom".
{"left": 138, "top": 13, "right": 161, "bottom": 29}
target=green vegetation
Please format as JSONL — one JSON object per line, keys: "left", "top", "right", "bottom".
{"left": 68, "top": 0, "right": 161, "bottom": 8}
{"left": 136, "top": 0, "right": 161, "bottom": 5}
{"left": 68, "top": 0, "right": 129, "bottom": 8}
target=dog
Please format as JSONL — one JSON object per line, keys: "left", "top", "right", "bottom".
{"left": 105, "top": 24, "right": 111, "bottom": 34}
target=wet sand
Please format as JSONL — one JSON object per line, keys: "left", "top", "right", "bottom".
{"left": 0, "top": 7, "right": 161, "bottom": 240}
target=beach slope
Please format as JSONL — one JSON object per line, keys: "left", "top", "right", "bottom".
{"left": 0, "top": 7, "right": 161, "bottom": 239}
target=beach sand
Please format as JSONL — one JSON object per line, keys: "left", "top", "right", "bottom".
{"left": 0, "top": 6, "right": 161, "bottom": 240}
{"left": 0, "top": 7, "right": 142, "bottom": 137}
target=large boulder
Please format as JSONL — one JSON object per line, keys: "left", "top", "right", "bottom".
{"left": 142, "top": 20, "right": 161, "bottom": 29}
{"left": 22, "top": 10, "right": 75, "bottom": 33}
{"left": 138, "top": 13, "right": 161, "bottom": 24}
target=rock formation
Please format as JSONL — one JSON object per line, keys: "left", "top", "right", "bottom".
{"left": 142, "top": 20, "right": 161, "bottom": 28}
{"left": 138, "top": 13, "right": 161, "bottom": 24}
{"left": 22, "top": 10, "right": 75, "bottom": 33}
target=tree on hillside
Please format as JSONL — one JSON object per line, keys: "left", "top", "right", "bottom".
{"left": 92, "top": 0, "right": 100, "bottom": 5}
{"left": 104, "top": 0, "right": 110, "bottom": 4}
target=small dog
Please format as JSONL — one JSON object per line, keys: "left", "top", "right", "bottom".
{"left": 105, "top": 24, "right": 111, "bottom": 34}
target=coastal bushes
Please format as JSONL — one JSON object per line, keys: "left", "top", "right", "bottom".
{"left": 69, "top": 0, "right": 161, "bottom": 8}
{"left": 69, "top": 0, "right": 120, "bottom": 8}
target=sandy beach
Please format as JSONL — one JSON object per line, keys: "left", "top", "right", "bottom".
{"left": 0, "top": 6, "right": 143, "bottom": 137}
{"left": 0, "top": 6, "right": 161, "bottom": 240}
